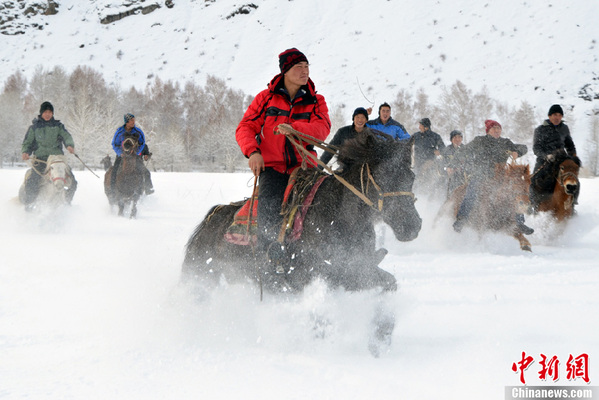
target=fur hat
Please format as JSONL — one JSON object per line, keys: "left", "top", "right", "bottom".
{"left": 548, "top": 104, "right": 564, "bottom": 116}
{"left": 450, "top": 130, "right": 463, "bottom": 140}
{"left": 419, "top": 118, "right": 431, "bottom": 128}
{"left": 352, "top": 107, "right": 369, "bottom": 121}
{"left": 124, "top": 113, "right": 135, "bottom": 123}
{"left": 39, "top": 101, "right": 54, "bottom": 115}
{"left": 278, "top": 48, "right": 308, "bottom": 75}
{"left": 485, "top": 119, "right": 501, "bottom": 133}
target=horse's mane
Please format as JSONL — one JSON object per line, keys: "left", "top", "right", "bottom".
{"left": 337, "top": 130, "right": 412, "bottom": 167}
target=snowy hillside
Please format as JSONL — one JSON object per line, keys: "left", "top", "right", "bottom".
{"left": 1, "top": 168, "right": 598, "bottom": 399}
{"left": 1, "top": 0, "right": 598, "bottom": 125}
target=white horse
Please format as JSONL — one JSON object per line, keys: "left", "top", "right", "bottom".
{"left": 19, "top": 155, "right": 76, "bottom": 210}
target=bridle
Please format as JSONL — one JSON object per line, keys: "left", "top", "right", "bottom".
{"left": 281, "top": 126, "right": 415, "bottom": 212}
{"left": 28, "top": 157, "right": 68, "bottom": 184}
{"left": 557, "top": 166, "right": 579, "bottom": 194}
{"left": 359, "top": 163, "right": 415, "bottom": 212}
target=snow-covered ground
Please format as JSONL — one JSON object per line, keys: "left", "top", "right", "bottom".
{"left": 1, "top": 166, "right": 598, "bottom": 399}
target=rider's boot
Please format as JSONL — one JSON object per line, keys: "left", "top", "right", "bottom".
{"left": 261, "top": 242, "right": 292, "bottom": 292}
{"left": 144, "top": 170, "right": 154, "bottom": 195}
{"left": 453, "top": 216, "right": 466, "bottom": 233}
{"left": 516, "top": 213, "right": 534, "bottom": 235}
{"left": 66, "top": 176, "right": 77, "bottom": 204}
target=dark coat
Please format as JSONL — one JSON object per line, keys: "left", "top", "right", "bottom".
{"left": 456, "top": 134, "right": 527, "bottom": 180}
{"left": 532, "top": 120, "right": 576, "bottom": 172}
{"left": 411, "top": 129, "right": 445, "bottom": 170}
{"left": 320, "top": 125, "right": 373, "bottom": 165}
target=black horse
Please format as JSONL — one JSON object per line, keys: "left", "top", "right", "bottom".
{"left": 104, "top": 138, "right": 144, "bottom": 218}
{"left": 181, "top": 131, "right": 421, "bottom": 294}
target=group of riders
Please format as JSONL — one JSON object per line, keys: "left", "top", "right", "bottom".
{"left": 20, "top": 103, "right": 154, "bottom": 210}
{"left": 236, "top": 48, "right": 579, "bottom": 278}
{"left": 19, "top": 49, "right": 579, "bottom": 263}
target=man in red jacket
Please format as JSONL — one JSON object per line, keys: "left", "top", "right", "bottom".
{"left": 236, "top": 48, "right": 331, "bottom": 275}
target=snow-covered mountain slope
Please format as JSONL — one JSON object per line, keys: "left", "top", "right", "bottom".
{"left": 1, "top": 0, "right": 598, "bottom": 122}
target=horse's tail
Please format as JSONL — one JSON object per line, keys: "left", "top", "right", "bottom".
{"left": 182, "top": 203, "right": 240, "bottom": 271}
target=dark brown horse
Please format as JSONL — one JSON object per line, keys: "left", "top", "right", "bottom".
{"left": 534, "top": 156, "right": 580, "bottom": 221}
{"left": 104, "top": 138, "right": 144, "bottom": 218}
{"left": 181, "top": 132, "right": 422, "bottom": 293}
{"left": 445, "top": 163, "right": 532, "bottom": 251}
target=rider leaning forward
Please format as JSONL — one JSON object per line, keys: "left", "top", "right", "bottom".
{"left": 530, "top": 104, "right": 578, "bottom": 210}
{"left": 235, "top": 48, "right": 331, "bottom": 279}
{"left": 109, "top": 113, "right": 154, "bottom": 196}
{"left": 452, "top": 119, "right": 533, "bottom": 235}
{"left": 21, "top": 101, "right": 77, "bottom": 208}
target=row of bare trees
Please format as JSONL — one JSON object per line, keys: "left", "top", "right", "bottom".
{"left": 0, "top": 66, "right": 250, "bottom": 172}
{"left": 1, "top": 66, "right": 597, "bottom": 174}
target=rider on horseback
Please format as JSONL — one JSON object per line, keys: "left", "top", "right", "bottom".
{"left": 530, "top": 104, "right": 579, "bottom": 212}
{"left": 236, "top": 48, "right": 331, "bottom": 284}
{"left": 412, "top": 118, "right": 446, "bottom": 175}
{"left": 20, "top": 101, "right": 77, "bottom": 209}
{"left": 452, "top": 119, "right": 533, "bottom": 235}
{"left": 441, "top": 130, "right": 465, "bottom": 198}
{"left": 109, "top": 113, "right": 154, "bottom": 196}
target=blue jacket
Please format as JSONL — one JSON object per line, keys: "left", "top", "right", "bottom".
{"left": 111, "top": 125, "right": 147, "bottom": 156}
{"left": 366, "top": 117, "right": 410, "bottom": 140}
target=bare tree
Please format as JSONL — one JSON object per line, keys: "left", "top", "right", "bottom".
{"left": 0, "top": 72, "right": 29, "bottom": 167}
{"left": 512, "top": 100, "right": 536, "bottom": 145}
{"left": 391, "top": 89, "right": 415, "bottom": 131}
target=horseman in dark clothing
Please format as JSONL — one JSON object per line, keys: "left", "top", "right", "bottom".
{"left": 320, "top": 107, "right": 372, "bottom": 167}
{"left": 452, "top": 120, "right": 533, "bottom": 234}
{"left": 441, "top": 130, "right": 465, "bottom": 198}
{"left": 530, "top": 104, "right": 579, "bottom": 211}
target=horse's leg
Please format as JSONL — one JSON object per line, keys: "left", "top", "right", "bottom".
{"left": 513, "top": 231, "right": 532, "bottom": 252}
{"left": 118, "top": 200, "right": 125, "bottom": 216}
{"left": 130, "top": 199, "right": 137, "bottom": 219}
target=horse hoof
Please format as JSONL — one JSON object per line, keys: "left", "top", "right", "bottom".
{"left": 521, "top": 245, "right": 532, "bottom": 252}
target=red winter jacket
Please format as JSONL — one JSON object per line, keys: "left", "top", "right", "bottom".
{"left": 236, "top": 74, "right": 331, "bottom": 174}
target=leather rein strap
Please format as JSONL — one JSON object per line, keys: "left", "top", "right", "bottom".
{"left": 278, "top": 126, "right": 414, "bottom": 212}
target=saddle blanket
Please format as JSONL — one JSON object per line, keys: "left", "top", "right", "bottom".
{"left": 224, "top": 171, "right": 328, "bottom": 246}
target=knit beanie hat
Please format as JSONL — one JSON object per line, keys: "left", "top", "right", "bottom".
{"left": 278, "top": 48, "right": 308, "bottom": 75}
{"left": 485, "top": 119, "right": 501, "bottom": 133}
{"left": 124, "top": 113, "right": 135, "bottom": 123}
{"left": 450, "top": 130, "right": 463, "bottom": 140}
{"left": 548, "top": 104, "right": 564, "bottom": 116}
{"left": 352, "top": 107, "right": 369, "bottom": 121}
{"left": 419, "top": 118, "right": 431, "bottom": 128}
{"left": 39, "top": 101, "right": 54, "bottom": 115}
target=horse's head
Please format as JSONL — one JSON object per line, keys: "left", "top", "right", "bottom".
{"left": 499, "top": 163, "right": 531, "bottom": 214}
{"left": 338, "top": 131, "right": 422, "bottom": 241}
{"left": 122, "top": 137, "right": 139, "bottom": 156}
{"left": 45, "top": 155, "right": 70, "bottom": 189}
{"left": 558, "top": 158, "right": 580, "bottom": 196}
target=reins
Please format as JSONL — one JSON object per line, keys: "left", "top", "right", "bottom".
{"left": 278, "top": 126, "right": 414, "bottom": 212}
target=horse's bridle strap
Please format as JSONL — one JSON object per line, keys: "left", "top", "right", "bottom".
{"left": 282, "top": 128, "right": 415, "bottom": 212}
{"left": 558, "top": 171, "right": 578, "bottom": 188}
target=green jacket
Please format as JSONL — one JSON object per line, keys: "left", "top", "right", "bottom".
{"left": 22, "top": 117, "right": 75, "bottom": 160}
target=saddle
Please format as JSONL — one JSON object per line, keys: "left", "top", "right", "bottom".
{"left": 224, "top": 168, "right": 328, "bottom": 246}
